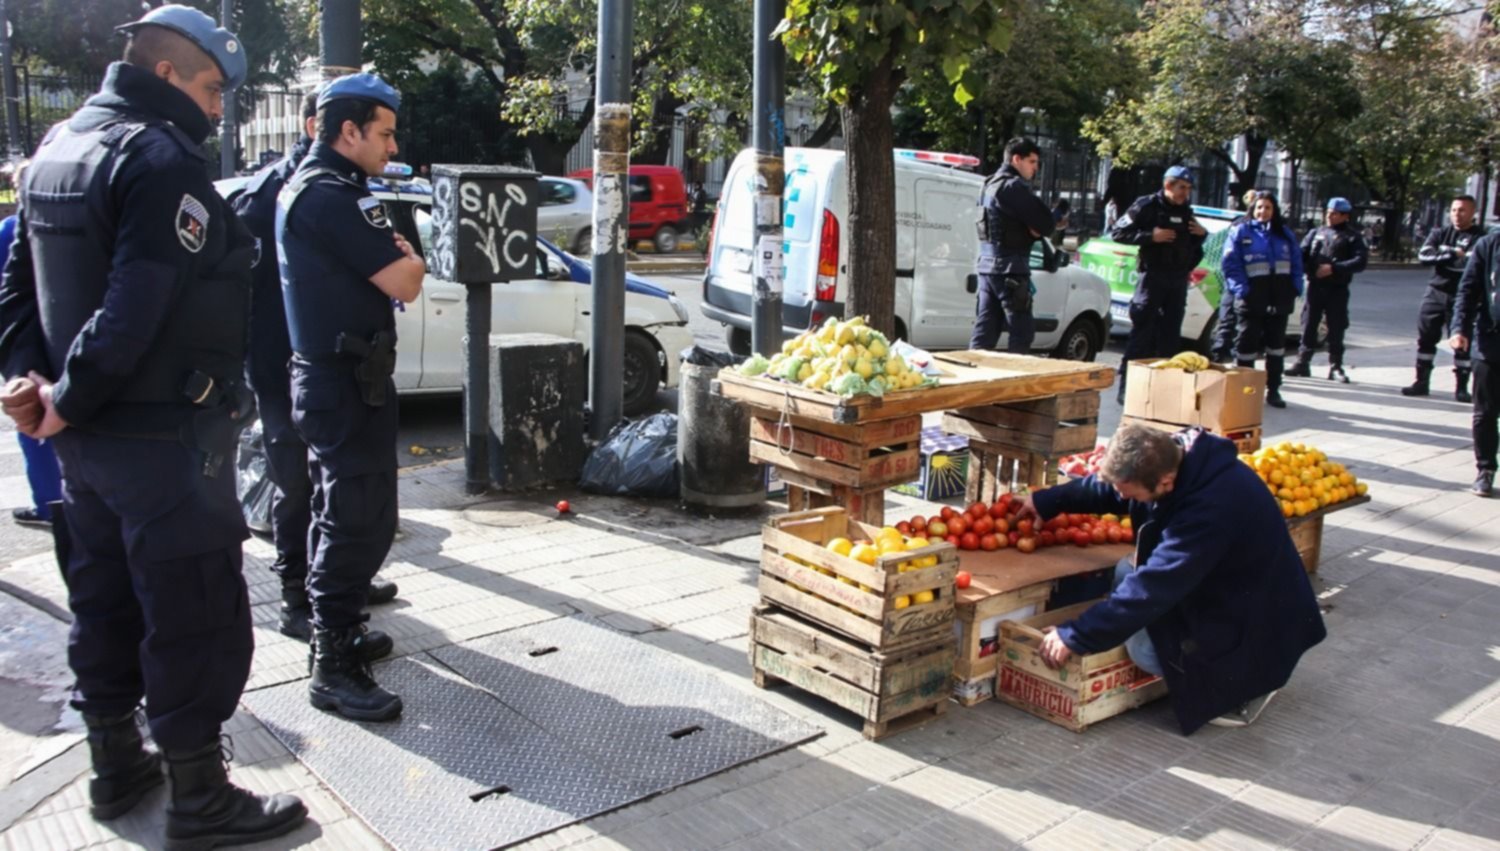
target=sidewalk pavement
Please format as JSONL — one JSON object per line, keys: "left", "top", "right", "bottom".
{"left": 2, "top": 337, "right": 1499, "bottom": 850}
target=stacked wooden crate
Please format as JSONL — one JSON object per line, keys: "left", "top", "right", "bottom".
{"left": 944, "top": 390, "right": 1100, "bottom": 503}
{"left": 747, "top": 413, "right": 922, "bottom": 526}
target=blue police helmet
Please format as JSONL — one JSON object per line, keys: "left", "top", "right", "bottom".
{"left": 317, "top": 74, "right": 401, "bottom": 114}
{"left": 1326, "top": 197, "right": 1353, "bottom": 213}
{"left": 1164, "top": 165, "right": 1194, "bottom": 185}
{"left": 116, "top": 5, "right": 247, "bottom": 90}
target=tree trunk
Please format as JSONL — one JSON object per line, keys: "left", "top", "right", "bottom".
{"left": 803, "top": 107, "right": 841, "bottom": 149}
{"left": 525, "top": 134, "right": 572, "bottom": 176}
{"left": 634, "top": 91, "right": 684, "bottom": 165}
{"left": 839, "top": 54, "right": 899, "bottom": 339}
{"left": 1289, "top": 156, "right": 1301, "bottom": 227}
{"left": 1242, "top": 131, "right": 1268, "bottom": 192}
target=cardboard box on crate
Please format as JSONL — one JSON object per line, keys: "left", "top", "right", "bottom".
{"left": 995, "top": 600, "right": 1168, "bottom": 732}
{"left": 1120, "top": 415, "right": 1263, "bottom": 454}
{"left": 891, "top": 427, "right": 970, "bottom": 502}
{"left": 1123, "top": 360, "right": 1266, "bottom": 433}
{"left": 758, "top": 507, "right": 959, "bottom": 650}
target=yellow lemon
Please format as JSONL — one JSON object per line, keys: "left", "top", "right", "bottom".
{"left": 826, "top": 537, "right": 854, "bottom": 557}
{"left": 878, "top": 538, "right": 906, "bottom": 556}
{"left": 893, "top": 595, "right": 911, "bottom": 609}
{"left": 1355, "top": 482, "right": 1368, "bottom": 496}
{"left": 918, "top": 555, "right": 939, "bottom": 568}
{"left": 912, "top": 590, "right": 936, "bottom": 605}
{"left": 878, "top": 526, "right": 903, "bottom": 541}
{"left": 849, "top": 544, "right": 880, "bottom": 566}
{"left": 905, "top": 536, "right": 931, "bottom": 551}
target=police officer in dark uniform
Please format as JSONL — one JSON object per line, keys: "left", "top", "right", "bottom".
{"left": 1450, "top": 229, "right": 1500, "bottom": 496}
{"left": 1403, "top": 195, "right": 1485, "bottom": 401}
{"left": 0, "top": 6, "right": 305, "bottom": 845}
{"left": 1111, "top": 166, "right": 1208, "bottom": 402}
{"left": 276, "top": 74, "right": 425, "bottom": 722}
{"left": 230, "top": 90, "right": 399, "bottom": 644}
{"left": 1210, "top": 189, "right": 1261, "bottom": 363}
{"left": 971, "top": 137, "right": 1056, "bottom": 353}
{"left": 1287, "top": 198, "right": 1368, "bottom": 382}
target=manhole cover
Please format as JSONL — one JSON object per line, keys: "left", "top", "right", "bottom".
{"left": 462, "top": 500, "right": 552, "bottom": 527}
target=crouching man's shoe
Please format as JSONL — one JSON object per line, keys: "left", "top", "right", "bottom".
{"left": 1208, "top": 690, "right": 1278, "bottom": 728}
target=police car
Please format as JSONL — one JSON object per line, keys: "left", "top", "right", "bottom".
{"left": 217, "top": 165, "right": 693, "bottom": 416}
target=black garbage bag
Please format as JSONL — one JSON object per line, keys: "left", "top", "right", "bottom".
{"left": 235, "top": 418, "right": 275, "bottom": 534}
{"left": 679, "top": 345, "right": 739, "bottom": 369}
{"left": 580, "top": 412, "right": 679, "bottom": 497}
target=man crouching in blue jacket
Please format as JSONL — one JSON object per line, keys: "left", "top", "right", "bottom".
{"left": 1017, "top": 424, "right": 1326, "bottom": 733}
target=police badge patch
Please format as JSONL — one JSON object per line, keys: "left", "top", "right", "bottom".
{"left": 358, "top": 196, "right": 390, "bottom": 229}
{"left": 176, "top": 193, "right": 209, "bottom": 253}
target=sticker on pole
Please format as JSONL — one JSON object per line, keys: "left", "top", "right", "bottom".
{"left": 755, "top": 235, "right": 784, "bottom": 294}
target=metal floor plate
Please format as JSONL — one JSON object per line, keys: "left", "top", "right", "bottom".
{"left": 243, "top": 617, "right": 820, "bottom": 850}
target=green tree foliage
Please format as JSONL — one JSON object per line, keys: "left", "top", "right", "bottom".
{"left": 778, "top": 0, "right": 1013, "bottom": 337}
{"left": 1254, "top": 41, "right": 1360, "bottom": 222}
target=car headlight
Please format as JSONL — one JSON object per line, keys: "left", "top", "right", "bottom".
{"left": 669, "top": 294, "right": 689, "bottom": 324}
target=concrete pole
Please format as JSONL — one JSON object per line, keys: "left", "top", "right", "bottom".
{"left": 0, "top": 0, "right": 23, "bottom": 160}
{"left": 219, "top": 0, "right": 236, "bottom": 178}
{"left": 588, "top": 0, "right": 632, "bottom": 440}
{"left": 319, "top": 0, "right": 361, "bottom": 79}
{"left": 750, "top": 0, "right": 786, "bottom": 356}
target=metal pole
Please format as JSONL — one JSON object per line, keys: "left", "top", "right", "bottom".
{"left": 750, "top": 0, "right": 785, "bottom": 357}
{"left": 0, "top": 0, "right": 23, "bottom": 159}
{"left": 464, "top": 281, "right": 492, "bottom": 494}
{"left": 219, "top": 0, "right": 236, "bottom": 178}
{"left": 588, "top": 0, "right": 632, "bottom": 441}
{"left": 319, "top": 0, "right": 362, "bottom": 79}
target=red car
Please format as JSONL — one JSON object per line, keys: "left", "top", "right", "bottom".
{"left": 568, "top": 164, "right": 690, "bottom": 253}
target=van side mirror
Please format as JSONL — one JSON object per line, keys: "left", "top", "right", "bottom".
{"left": 966, "top": 274, "right": 978, "bottom": 294}
{"left": 1057, "top": 252, "right": 1071, "bottom": 268}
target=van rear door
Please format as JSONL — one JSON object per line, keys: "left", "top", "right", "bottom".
{"left": 909, "top": 176, "right": 980, "bottom": 348}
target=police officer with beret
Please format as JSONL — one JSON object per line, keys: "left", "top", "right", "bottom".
{"left": 971, "top": 137, "right": 1056, "bottom": 353}
{"left": 1286, "top": 198, "right": 1368, "bottom": 383}
{"left": 230, "top": 90, "right": 400, "bottom": 646}
{"left": 0, "top": 6, "right": 306, "bottom": 845}
{"left": 276, "top": 73, "right": 424, "bottom": 722}
{"left": 1111, "top": 166, "right": 1208, "bottom": 402}
{"left": 1402, "top": 195, "right": 1485, "bottom": 401}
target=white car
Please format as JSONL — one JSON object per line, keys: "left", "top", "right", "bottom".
{"left": 537, "top": 176, "right": 594, "bottom": 256}
{"left": 217, "top": 171, "right": 693, "bottom": 416}
{"left": 703, "top": 147, "right": 1113, "bottom": 361}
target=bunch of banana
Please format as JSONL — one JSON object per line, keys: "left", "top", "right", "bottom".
{"left": 1148, "top": 351, "right": 1211, "bottom": 372}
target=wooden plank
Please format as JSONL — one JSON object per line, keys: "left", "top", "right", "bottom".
{"left": 749, "top": 439, "right": 920, "bottom": 489}
{"left": 750, "top": 417, "right": 878, "bottom": 467}
{"left": 943, "top": 412, "right": 1097, "bottom": 456}
{"left": 864, "top": 700, "right": 948, "bottom": 740}
{"left": 1004, "top": 390, "right": 1101, "bottom": 421}
{"left": 759, "top": 575, "right": 882, "bottom": 646}
{"left": 750, "top": 608, "right": 881, "bottom": 692}
{"left": 1286, "top": 493, "right": 1371, "bottom": 527}
{"left": 1289, "top": 515, "right": 1323, "bottom": 574}
{"left": 745, "top": 409, "right": 923, "bottom": 449}
{"left": 751, "top": 644, "right": 876, "bottom": 718}
{"left": 957, "top": 544, "right": 1127, "bottom": 599}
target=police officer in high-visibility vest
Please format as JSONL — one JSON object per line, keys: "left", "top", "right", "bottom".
{"left": 970, "top": 137, "right": 1056, "bottom": 353}
{"left": 1222, "top": 191, "right": 1304, "bottom": 409}
{"left": 229, "top": 90, "right": 400, "bottom": 645}
{"left": 1286, "top": 198, "right": 1368, "bottom": 382}
{"left": 1402, "top": 195, "right": 1485, "bottom": 400}
{"left": 0, "top": 6, "right": 306, "bottom": 845}
{"left": 276, "top": 74, "right": 424, "bottom": 722}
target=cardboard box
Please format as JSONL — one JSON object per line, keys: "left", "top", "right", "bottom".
{"left": 1123, "top": 361, "right": 1266, "bottom": 432}
{"left": 892, "top": 427, "right": 970, "bottom": 501}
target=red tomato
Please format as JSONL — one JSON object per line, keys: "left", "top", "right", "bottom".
{"left": 1008, "top": 530, "right": 1020, "bottom": 546}
{"left": 995, "top": 533, "right": 1009, "bottom": 549}
{"left": 1071, "top": 513, "right": 1091, "bottom": 526}
{"left": 960, "top": 532, "right": 979, "bottom": 551}
{"left": 967, "top": 501, "right": 988, "bottom": 519}
{"left": 1039, "top": 530, "right": 1056, "bottom": 547}
{"left": 1016, "top": 536, "right": 1037, "bottom": 554}
{"left": 896, "top": 520, "right": 912, "bottom": 536}
{"left": 972, "top": 515, "right": 994, "bottom": 536}
{"left": 955, "top": 570, "right": 973, "bottom": 589}
{"left": 945, "top": 534, "right": 961, "bottom": 547}
{"left": 1092, "top": 527, "right": 1108, "bottom": 545}
{"left": 993, "top": 518, "right": 1010, "bottom": 536}
{"left": 941, "top": 506, "right": 958, "bottom": 521}
{"left": 989, "top": 502, "right": 1008, "bottom": 519}
{"left": 911, "top": 515, "right": 927, "bottom": 532}
{"left": 1078, "top": 523, "right": 1093, "bottom": 534}
{"left": 1073, "top": 529, "right": 1091, "bottom": 547}
{"left": 1123, "top": 528, "right": 1135, "bottom": 543}
{"left": 1007, "top": 501, "right": 1023, "bottom": 515}
{"left": 979, "top": 534, "right": 999, "bottom": 551}
{"left": 1106, "top": 527, "right": 1123, "bottom": 544}
{"left": 556, "top": 500, "right": 571, "bottom": 514}
{"left": 928, "top": 520, "right": 949, "bottom": 538}
{"left": 948, "top": 516, "right": 969, "bottom": 536}
{"left": 1016, "top": 519, "right": 1034, "bottom": 537}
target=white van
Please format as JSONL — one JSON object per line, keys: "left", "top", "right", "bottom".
{"left": 702, "top": 147, "right": 1112, "bottom": 360}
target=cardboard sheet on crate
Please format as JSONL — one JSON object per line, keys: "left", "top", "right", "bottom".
{"left": 717, "top": 352, "right": 1114, "bottom": 424}
{"left": 957, "top": 543, "right": 1133, "bottom": 601}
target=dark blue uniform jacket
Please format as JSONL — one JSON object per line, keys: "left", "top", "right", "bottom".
{"left": 975, "top": 164, "right": 1054, "bottom": 276}
{"left": 232, "top": 136, "right": 309, "bottom": 393}
{"left": 1454, "top": 231, "right": 1500, "bottom": 364}
{"left": 1111, "top": 192, "right": 1205, "bottom": 276}
{"left": 1032, "top": 429, "right": 1326, "bottom": 734}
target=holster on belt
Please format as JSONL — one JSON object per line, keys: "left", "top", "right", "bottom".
{"left": 177, "top": 372, "right": 253, "bottom": 478}
{"left": 1003, "top": 276, "right": 1034, "bottom": 313}
{"left": 336, "top": 331, "right": 396, "bottom": 407}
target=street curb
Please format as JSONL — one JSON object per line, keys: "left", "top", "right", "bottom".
{"left": 627, "top": 259, "right": 706, "bottom": 275}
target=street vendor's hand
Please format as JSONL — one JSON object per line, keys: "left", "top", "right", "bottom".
{"left": 0, "top": 377, "right": 43, "bottom": 433}
{"left": 1040, "top": 627, "right": 1073, "bottom": 669}
{"left": 1014, "top": 495, "right": 1041, "bottom": 525}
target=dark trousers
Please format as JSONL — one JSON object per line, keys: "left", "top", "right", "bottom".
{"left": 1234, "top": 278, "right": 1296, "bottom": 391}
{"left": 254, "top": 378, "right": 314, "bottom": 587}
{"left": 51, "top": 431, "right": 251, "bottom": 751}
{"left": 1299, "top": 282, "right": 1350, "bottom": 365}
{"left": 290, "top": 359, "right": 399, "bottom": 631}
{"left": 1474, "top": 360, "right": 1500, "bottom": 473}
{"left": 1415, "top": 287, "right": 1471, "bottom": 372}
{"left": 1211, "top": 294, "right": 1238, "bottom": 363}
{"left": 1122, "top": 271, "right": 1189, "bottom": 374}
{"left": 970, "top": 272, "right": 1035, "bottom": 352}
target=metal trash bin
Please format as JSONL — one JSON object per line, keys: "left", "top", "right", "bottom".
{"left": 678, "top": 352, "right": 764, "bottom": 509}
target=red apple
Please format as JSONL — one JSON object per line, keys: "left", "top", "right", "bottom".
{"left": 940, "top": 506, "right": 958, "bottom": 521}
{"left": 927, "top": 520, "right": 948, "bottom": 538}
{"left": 955, "top": 570, "right": 972, "bottom": 589}
{"left": 896, "top": 520, "right": 912, "bottom": 536}
{"left": 1073, "top": 529, "right": 1090, "bottom": 547}
{"left": 972, "top": 515, "right": 994, "bottom": 536}
{"left": 1039, "top": 530, "right": 1056, "bottom": 547}
{"left": 911, "top": 515, "right": 927, "bottom": 532}
{"left": 945, "top": 534, "right": 961, "bottom": 547}
{"left": 960, "top": 532, "right": 979, "bottom": 551}
{"left": 1016, "top": 536, "right": 1037, "bottom": 554}
{"left": 948, "top": 516, "right": 969, "bottom": 536}
{"left": 979, "top": 534, "right": 999, "bottom": 551}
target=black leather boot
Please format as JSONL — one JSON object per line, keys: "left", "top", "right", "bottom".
{"left": 1284, "top": 355, "right": 1311, "bottom": 378}
{"left": 1401, "top": 362, "right": 1433, "bottom": 396}
{"left": 1456, "top": 368, "right": 1473, "bottom": 404}
{"left": 366, "top": 573, "right": 399, "bottom": 605}
{"left": 1265, "top": 356, "right": 1287, "bottom": 408}
{"left": 308, "top": 627, "right": 403, "bottom": 722}
{"left": 277, "top": 584, "right": 312, "bottom": 641}
{"left": 83, "top": 711, "right": 163, "bottom": 820}
{"left": 163, "top": 740, "right": 306, "bottom": 850}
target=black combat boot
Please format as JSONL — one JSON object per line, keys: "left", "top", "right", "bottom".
{"left": 1456, "top": 368, "right": 1473, "bottom": 404}
{"left": 1284, "top": 355, "right": 1311, "bottom": 378}
{"left": 366, "top": 573, "right": 399, "bottom": 605}
{"left": 1265, "top": 356, "right": 1287, "bottom": 408}
{"left": 277, "top": 584, "right": 312, "bottom": 641}
{"left": 163, "top": 740, "right": 306, "bottom": 850}
{"left": 1329, "top": 365, "right": 1350, "bottom": 384}
{"left": 308, "top": 626, "right": 403, "bottom": 721}
{"left": 83, "top": 711, "right": 163, "bottom": 820}
{"left": 1401, "top": 362, "right": 1433, "bottom": 396}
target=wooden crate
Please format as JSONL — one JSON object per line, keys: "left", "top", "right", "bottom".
{"left": 1119, "top": 415, "right": 1262, "bottom": 453}
{"left": 760, "top": 507, "right": 959, "bottom": 650}
{"left": 748, "top": 411, "right": 921, "bottom": 526}
{"left": 995, "top": 600, "right": 1169, "bottom": 732}
{"left": 1286, "top": 494, "right": 1369, "bottom": 573}
{"left": 953, "top": 584, "right": 1052, "bottom": 684}
{"left": 963, "top": 440, "right": 1068, "bottom": 503}
{"left": 944, "top": 391, "right": 1100, "bottom": 456}
{"left": 750, "top": 606, "right": 952, "bottom": 740}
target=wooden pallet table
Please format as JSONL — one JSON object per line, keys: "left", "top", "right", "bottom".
{"left": 942, "top": 390, "right": 1101, "bottom": 503}
{"left": 750, "top": 606, "right": 952, "bottom": 740}
{"left": 748, "top": 413, "right": 922, "bottom": 526}
{"left": 1288, "top": 494, "right": 1371, "bottom": 573}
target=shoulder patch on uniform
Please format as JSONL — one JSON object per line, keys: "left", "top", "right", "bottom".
{"left": 176, "top": 193, "right": 210, "bottom": 253}
{"left": 358, "top": 196, "right": 390, "bottom": 229}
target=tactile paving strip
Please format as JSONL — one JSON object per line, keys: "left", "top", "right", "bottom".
{"left": 243, "top": 617, "right": 820, "bottom": 850}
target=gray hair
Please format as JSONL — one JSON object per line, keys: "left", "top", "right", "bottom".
{"left": 1098, "top": 424, "right": 1183, "bottom": 490}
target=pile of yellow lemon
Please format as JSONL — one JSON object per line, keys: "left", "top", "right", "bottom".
{"left": 801, "top": 526, "right": 945, "bottom": 611}
{"left": 1241, "top": 441, "right": 1369, "bottom": 519}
